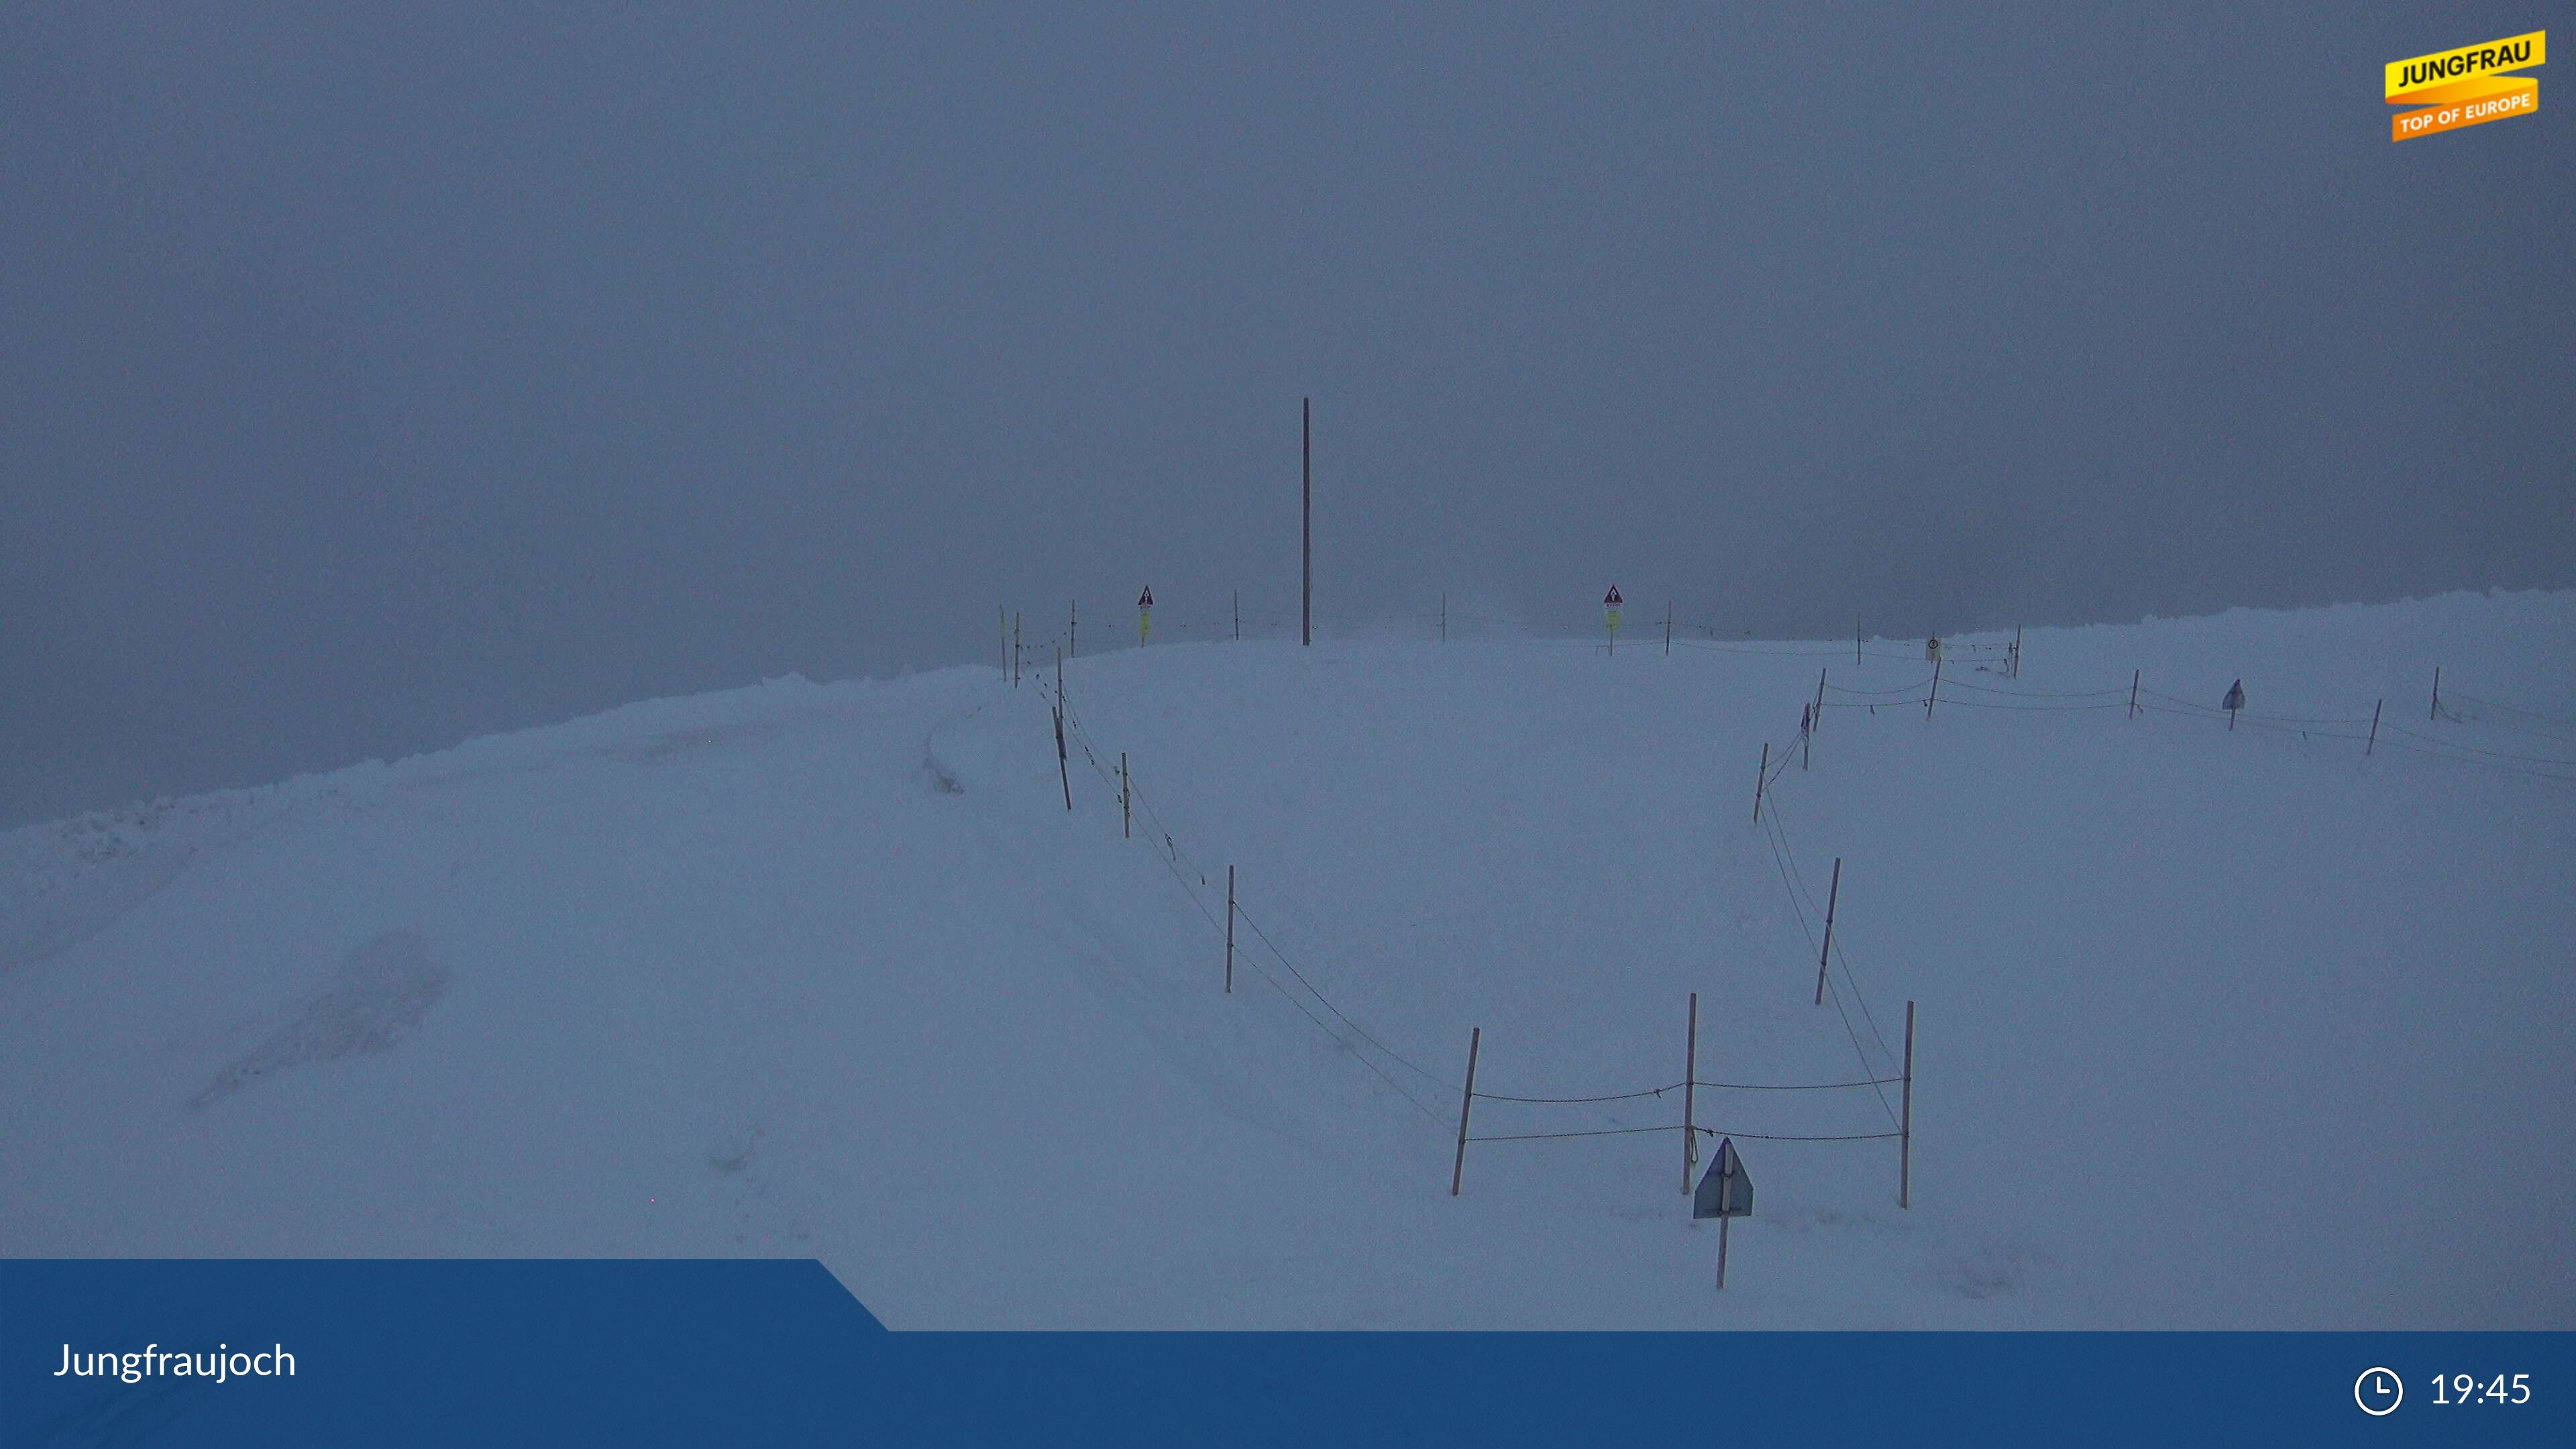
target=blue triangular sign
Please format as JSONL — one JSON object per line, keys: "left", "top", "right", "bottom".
{"left": 1138, "top": 587, "right": 1154, "bottom": 608}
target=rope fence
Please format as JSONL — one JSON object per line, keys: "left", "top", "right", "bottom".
{"left": 1019, "top": 631, "right": 1928, "bottom": 1212}
{"left": 1002, "top": 592, "right": 2565, "bottom": 1224}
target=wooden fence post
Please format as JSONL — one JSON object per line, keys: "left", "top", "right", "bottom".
{"left": 1053, "top": 706, "right": 1073, "bottom": 812}
{"left": 2430, "top": 665, "right": 2442, "bottom": 720}
{"left": 1925, "top": 659, "right": 1941, "bottom": 720}
{"left": 1900, "top": 1000, "right": 1916, "bottom": 1209}
{"left": 1815, "top": 669, "right": 1827, "bottom": 736}
{"left": 1233, "top": 590, "right": 1240, "bottom": 642}
{"left": 1753, "top": 743, "right": 1769, "bottom": 823}
{"left": 1813, "top": 858, "right": 1842, "bottom": 1006}
{"left": 1225, "top": 865, "right": 1235, "bottom": 994}
{"left": 1450, "top": 1027, "right": 1482, "bottom": 1196}
{"left": 1120, "top": 753, "right": 1130, "bottom": 839}
{"left": 1716, "top": 1140, "right": 1737, "bottom": 1289}
{"left": 1681, "top": 993, "right": 1699, "bottom": 1194}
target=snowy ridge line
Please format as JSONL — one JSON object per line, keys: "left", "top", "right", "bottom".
{"left": 1024, "top": 602, "right": 1947, "bottom": 658}
{"left": 1066, "top": 610, "right": 2576, "bottom": 782}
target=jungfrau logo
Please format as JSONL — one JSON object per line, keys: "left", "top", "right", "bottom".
{"left": 2387, "top": 32, "right": 2544, "bottom": 142}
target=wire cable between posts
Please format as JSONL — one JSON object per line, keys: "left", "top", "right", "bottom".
{"left": 1469, "top": 1125, "right": 1904, "bottom": 1144}
{"left": 1467, "top": 1075, "right": 1904, "bottom": 1105}
{"left": 1754, "top": 802, "right": 1899, "bottom": 1126}
{"left": 1050, "top": 690, "right": 1461, "bottom": 1126}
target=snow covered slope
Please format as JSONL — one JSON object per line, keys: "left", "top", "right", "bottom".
{"left": 3, "top": 592, "right": 2570, "bottom": 1328}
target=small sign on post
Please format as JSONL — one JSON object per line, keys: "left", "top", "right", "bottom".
{"left": 1604, "top": 586, "right": 1623, "bottom": 654}
{"left": 1137, "top": 586, "right": 1155, "bottom": 645}
{"left": 1694, "top": 1136, "right": 1753, "bottom": 1289}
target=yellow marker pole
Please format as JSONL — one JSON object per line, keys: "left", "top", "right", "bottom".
{"left": 1138, "top": 608, "right": 1150, "bottom": 644}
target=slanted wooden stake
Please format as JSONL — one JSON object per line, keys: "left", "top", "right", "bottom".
{"left": 1815, "top": 668, "right": 1828, "bottom": 736}
{"left": 1925, "top": 659, "right": 1942, "bottom": 720}
{"left": 2011, "top": 626, "right": 2023, "bottom": 679}
{"left": 1120, "top": 753, "right": 1130, "bottom": 839}
{"left": 1233, "top": 590, "right": 1240, "bottom": 642}
{"left": 1013, "top": 613, "right": 1022, "bottom": 687}
{"left": 2129, "top": 669, "right": 2140, "bottom": 719}
{"left": 1224, "top": 865, "right": 1235, "bottom": 994}
{"left": 1900, "top": 1000, "right": 1917, "bottom": 1209}
{"left": 1052, "top": 707, "right": 1072, "bottom": 812}
{"left": 1069, "top": 599, "right": 1077, "bottom": 660}
{"left": 1813, "top": 857, "right": 1842, "bottom": 1006}
{"left": 1681, "top": 993, "right": 1699, "bottom": 1194}
{"left": 1753, "top": 743, "right": 1769, "bottom": 823}
{"left": 2430, "top": 665, "right": 2442, "bottom": 721}
{"left": 1450, "top": 1027, "right": 1481, "bottom": 1196}
{"left": 2367, "top": 699, "right": 2383, "bottom": 755}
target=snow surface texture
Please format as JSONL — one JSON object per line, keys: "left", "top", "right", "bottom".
{"left": 1, "top": 592, "right": 2569, "bottom": 1329}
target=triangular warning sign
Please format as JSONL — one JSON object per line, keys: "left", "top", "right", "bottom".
{"left": 1604, "top": 586, "right": 1623, "bottom": 608}
{"left": 1693, "top": 1136, "right": 1753, "bottom": 1219}
{"left": 1138, "top": 587, "right": 1155, "bottom": 608}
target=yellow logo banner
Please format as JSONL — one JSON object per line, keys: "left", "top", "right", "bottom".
{"left": 2387, "top": 32, "right": 2544, "bottom": 142}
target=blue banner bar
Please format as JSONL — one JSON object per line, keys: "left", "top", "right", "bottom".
{"left": 5, "top": 1262, "right": 2567, "bottom": 1446}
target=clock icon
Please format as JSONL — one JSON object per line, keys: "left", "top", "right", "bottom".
{"left": 2355, "top": 1367, "right": 2404, "bottom": 1416}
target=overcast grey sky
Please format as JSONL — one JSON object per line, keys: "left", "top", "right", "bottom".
{"left": 5, "top": 5, "right": 2570, "bottom": 824}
